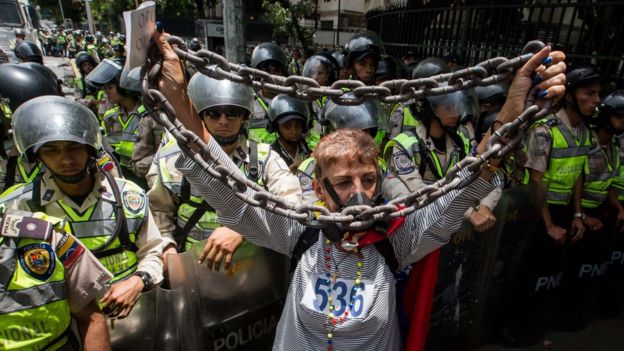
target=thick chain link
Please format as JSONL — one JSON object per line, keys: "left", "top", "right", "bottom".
{"left": 141, "top": 37, "right": 551, "bottom": 230}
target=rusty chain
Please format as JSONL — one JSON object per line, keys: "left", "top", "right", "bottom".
{"left": 140, "top": 37, "right": 552, "bottom": 230}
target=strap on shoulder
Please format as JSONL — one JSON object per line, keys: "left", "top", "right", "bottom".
{"left": 290, "top": 227, "right": 321, "bottom": 272}
{"left": 248, "top": 140, "right": 259, "bottom": 182}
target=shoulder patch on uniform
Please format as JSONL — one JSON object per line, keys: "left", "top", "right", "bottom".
{"left": 18, "top": 242, "right": 55, "bottom": 281}
{"left": 56, "top": 233, "right": 84, "bottom": 269}
{"left": 0, "top": 210, "right": 53, "bottom": 240}
{"left": 298, "top": 172, "right": 313, "bottom": 192}
{"left": 531, "top": 132, "right": 551, "bottom": 157}
{"left": 392, "top": 151, "right": 415, "bottom": 175}
{"left": 122, "top": 191, "right": 146, "bottom": 214}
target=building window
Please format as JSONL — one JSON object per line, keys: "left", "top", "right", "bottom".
{"left": 321, "top": 20, "right": 334, "bottom": 30}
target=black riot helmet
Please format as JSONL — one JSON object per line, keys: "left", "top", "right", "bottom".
{"left": 324, "top": 96, "right": 384, "bottom": 137}
{"left": 566, "top": 65, "right": 601, "bottom": 92}
{"left": 475, "top": 82, "right": 509, "bottom": 105}
{"left": 302, "top": 54, "right": 339, "bottom": 86}
{"left": 600, "top": 91, "right": 624, "bottom": 116}
{"left": 563, "top": 65, "right": 602, "bottom": 117}
{"left": 75, "top": 52, "right": 97, "bottom": 74}
{"left": 267, "top": 94, "right": 312, "bottom": 133}
{"left": 345, "top": 31, "right": 385, "bottom": 67}
{"left": 251, "top": 42, "right": 288, "bottom": 75}
{"left": 375, "top": 55, "right": 399, "bottom": 82}
{"left": 0, "top": 63, "right": 60, "bottom": 113}
{"left": 85, "top": 58, "right": 123, "bottom": 88}
{"left": 85, "top": 34, "right": 95, "bottom": 44}
{"left": 15, "top": 41, "right": 43, "bottom": 64}
{"left": 411, "top": 57, "right": 449, "bottom": 79}
{"left": 417, "top": 83, "right": 479, "bottom": 132}
{"left": 594, "top": 91, "right": 624, "bottom": 132}
{"left": 331, "top": 50, "right": 345, "bottom": 69}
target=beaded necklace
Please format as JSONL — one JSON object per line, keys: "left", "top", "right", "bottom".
{"left": 322, "top": 238, "right": 364, "bottom": 351}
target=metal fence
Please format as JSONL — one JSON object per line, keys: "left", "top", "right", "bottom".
{"left": 366, "top": 0, "right": 624, "bottom": 85}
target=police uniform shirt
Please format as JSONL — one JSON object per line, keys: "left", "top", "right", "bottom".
{"left": 174, "top": 136, "right": 498, "bottom": 351}
{"left": 130, "top": 115, "right": 164, "bottom": 178}
{"left": 385, "top": 123, "right": 502, "bottom": 222}
{"left": 0, "top": 172, "right": 164, "bottom": 285}
{"left": 0, "top": 215, "right": 113, "bottom": 312}
{"left": 526, "top": 108, "right": 583, "bottom": 173}
{"left": 147, "top": 136, "right": 302, "bottom": 247}
{"left": 388, "top": 103, "right": 407, "bottom": 139}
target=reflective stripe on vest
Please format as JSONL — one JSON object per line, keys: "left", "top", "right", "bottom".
{"left": 0, "top": 238, "right": 71, "bottom": 351}
{"left": 104, "top": 105, "right": 145, "bottom": 166}
{"left": 17, "top": 159, "right": 43, "bottom": 184}
{"left": 402, "top": 106, "right": 420, "bottom": 132}
{"left": 581, "top": 137, "right": 619, "bottom": 208}
{"left": 539, "top": 115, "right": 590, "bottom": 205}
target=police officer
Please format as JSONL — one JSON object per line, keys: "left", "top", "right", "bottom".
{"left": 332, "top": 49, "right": 350, "bottom": 80}
{"left": 301, "top": 53, "right": 339, "bottom": 130}
{"left": 0, "top": 63, "right": 61, "bottom": 191}
{"left": 87, "top": 59, "right": 151, "bottom": 185}
{"left": 98, "top": 38, "right": 115, "bottom": 59}
{"left": 503, "top": 66, "right": 598, "bottom": 346}
{"left": 9, "top": 28, "right": 26, "bottom": 50}
{"left": 147, "top": 73, "right": 301, "bottom": 268}
{"left": 126, "top": 67, "right": 164, "bottom": 180}
{"left": 0, "top": 96, "right": 164, "bottom": 319}
{"left": 297, "top": 97, "right": 387, "bottom": 204}
{"left": 383, "top": 87, "right": 500, "bottom": 234}
{"left": 344, "top": 30, "right": 385, "bottom": 85}
{"left": 594, "top": 91, "right": 624, "bottom": 318}
{"left": 248, "top": 42, "right": 289, "bottom": 144}
{"left": 267, "top": 94, "right": 314, "bottom": 172}
{"left": 552, "top": 89, "right": 623, "bottom": 332}
{"left": 56, "top": 28, "right": 67, "bottom": 56}
{"left": 84, "top": 34, "right": 100, "bottom": 64}
{"left": 14, "top": 41, "right": 44, "bottom": 64}
{"left": 288, "top": 48, "right": 302, "bottom": 76}
{"left": 74, "top": 52, "right": 99, "bottom": 111}
{"left": 0, "top": 209, "right": 113, "bottom": 350}
{"left": 388, "top": 57, "right": 450, "bottom": 138}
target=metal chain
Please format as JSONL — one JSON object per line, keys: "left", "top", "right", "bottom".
{"left": 140, "top": 38, "right": 551, "bottom": 231}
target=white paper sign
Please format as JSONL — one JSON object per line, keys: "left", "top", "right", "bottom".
{"left": 122, "top": 1, "right": 156, "bottom": 72}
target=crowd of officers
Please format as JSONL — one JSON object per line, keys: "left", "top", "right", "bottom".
{"left": 0, "top": 27, "right": 621, "bottom": 350}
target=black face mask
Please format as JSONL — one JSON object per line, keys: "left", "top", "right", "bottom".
{"left": 321, "top": 179, "right": 378, "bottom": 242}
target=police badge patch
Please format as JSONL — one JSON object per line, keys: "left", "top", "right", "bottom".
{"left": 18, "top": 243, "right": 55, "bottom": 281}
{"left": 531, "top": 132, "right": 550, "bottom": 157}
{"left": 393, "top": 151, "right": 415, "bottom": 175}
{"left": 122, "top": 191, "right": 146, "bottom": 214}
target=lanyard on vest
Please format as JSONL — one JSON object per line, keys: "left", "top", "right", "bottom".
{"left": 27, "top": 172, "right": 136, "bottom": 257}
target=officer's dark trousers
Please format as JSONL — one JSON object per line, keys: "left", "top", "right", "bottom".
{"left": 594, "top": 202, "right": 624, "bottom": 319}
{"left": 501, "top": 204, "right": 570, "bottom": 347}
{"left": 551, "top": 206, "right": 611, "bottom": 331}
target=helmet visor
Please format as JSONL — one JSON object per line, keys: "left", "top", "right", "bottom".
{"left": 85, "top": 59, "right": 123, "bottom": 87}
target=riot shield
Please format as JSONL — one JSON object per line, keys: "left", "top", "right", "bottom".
{"left": 109, "top": 286, "right": 179, "bottom": 351}
{"left": 168, "top": 240, "right": 289, "bottom": 351}
{"left": 425, "top": 184, "right": 542, "bottom": 350}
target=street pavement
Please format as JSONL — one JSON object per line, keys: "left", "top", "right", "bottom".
{"left": 43, "top": 55, "right": 76, "bottom": 96}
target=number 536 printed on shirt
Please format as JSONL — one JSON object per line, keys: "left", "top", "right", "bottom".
{"left": 302, "top": 273, "right": 374, "bottom": 319}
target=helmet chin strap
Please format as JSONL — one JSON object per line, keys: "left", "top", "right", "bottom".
{"left": 213, "top": 134, "right": 239, "bottom": 146}
{"left": 42, "top": 156, "right": 97, "bottom": 185}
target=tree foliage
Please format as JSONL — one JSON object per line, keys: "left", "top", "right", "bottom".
{"left": 262, "top": 0, "right": 315, "bottom": 47}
